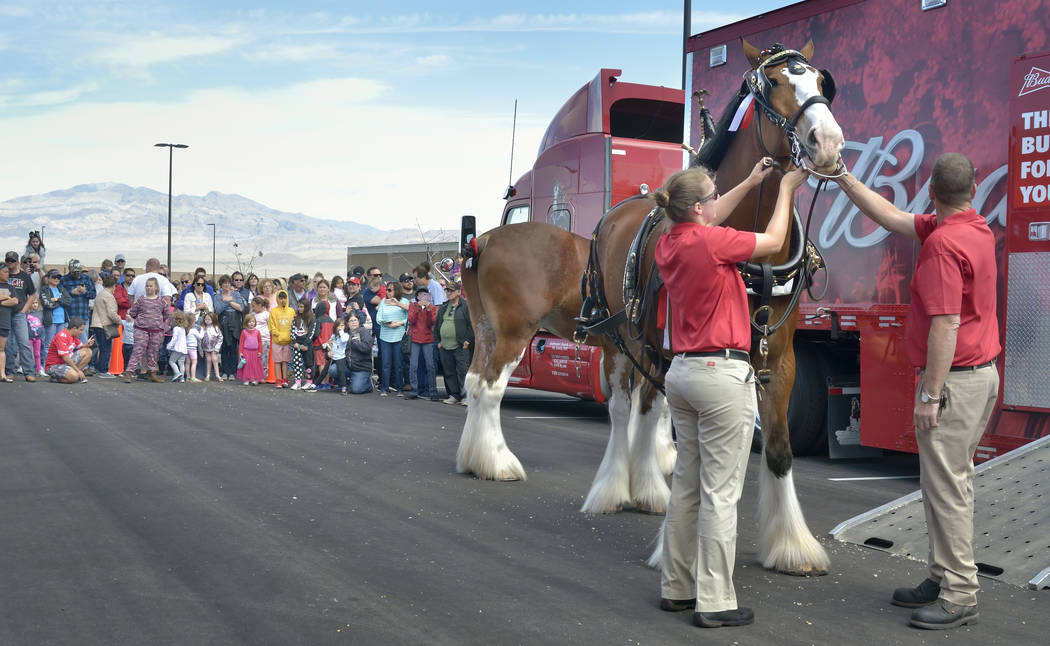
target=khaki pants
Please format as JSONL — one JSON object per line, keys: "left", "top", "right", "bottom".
{"left": 661, "top": 355, "right": 756, "bottom": 613}
{"left": 916, "top": 364, "right": 998, "bottom": 606}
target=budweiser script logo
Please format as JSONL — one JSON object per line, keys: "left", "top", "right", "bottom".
{"left": 813, "top": 129, "right": 1006, "bottom": 250}
{"left": 1019, "top": 67, "right": 1050, "bottom": 97}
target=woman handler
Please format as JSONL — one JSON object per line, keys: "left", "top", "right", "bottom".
{"left": 654, "top": 159, "right": 808, "bottom": 628}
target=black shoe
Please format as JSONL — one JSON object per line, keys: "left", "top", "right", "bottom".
{"left": 909, "top": 599, "right": 978, "bottom": 630}
{"left": 891, "top": 578, "right": 940, "bottom": 608}
{"left": 405, "top": 393, "right": 419, "bottom": 400}
{"left": 660, "top": 598, "right": 696, "bottom": 612}
{"left": 429, "top": 395, "right": 440, "bottom": 401}
{"left": 693, "top": 608, "right": 754, "bottom": 628}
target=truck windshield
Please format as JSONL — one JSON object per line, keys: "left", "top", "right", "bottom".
{"left": 609, "top": 99, "right": 683, "bottom": 144}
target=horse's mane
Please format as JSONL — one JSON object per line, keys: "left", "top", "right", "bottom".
{"left": 692, "top": 81, "right": 750, "bottom": 172}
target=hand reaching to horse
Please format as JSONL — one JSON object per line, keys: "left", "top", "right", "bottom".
{"left": 780, "top": 167, "right": 810, "bottom": 193}
{"left": 746, "top": 157, "right": 776, "bottom": 187}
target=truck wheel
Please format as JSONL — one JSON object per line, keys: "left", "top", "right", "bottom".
{"left": 787, "top": 342, "right": 829, "bottom": 456}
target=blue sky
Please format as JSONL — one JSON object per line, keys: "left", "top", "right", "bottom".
{"left": 0, "top": 1, "right": 796, "bottom": 232}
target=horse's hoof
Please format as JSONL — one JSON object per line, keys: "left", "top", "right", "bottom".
{"left": 497, "top": 474, "right": 523, "bottom": 482}
{"left": 634, "top": 503, "right": 666, "bottom": 516}
{"left": 776, "top": 565, "right": 829, "bottom": 577}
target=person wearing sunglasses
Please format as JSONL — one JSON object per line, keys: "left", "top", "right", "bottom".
{"left": 432, "top": 281, "right": 473, "bottom": 405}
{"left": 175, "top": 267, "right": 214, "bottom": 310}
{"left": 653, "top": 159, "right": 805, "bottom": 629}
{"left": 183, "top": 278, "right": 214, "bottom": 324}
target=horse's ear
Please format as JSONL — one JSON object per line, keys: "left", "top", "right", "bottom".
{"left": 741, "top": 39, "right": 762, "bottom": 69}
{"left": 800, "top": 39, "right": 815, "bottom": 63}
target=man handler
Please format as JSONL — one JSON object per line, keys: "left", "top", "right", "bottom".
{"left": 833, "top": 153, "right": 999, "bottom": 630}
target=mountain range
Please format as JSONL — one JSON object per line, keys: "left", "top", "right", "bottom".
{"left": 0, "top": 183, "right": 457, "bottom": 277}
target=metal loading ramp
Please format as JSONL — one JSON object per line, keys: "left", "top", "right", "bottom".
{"left": 830, "top": 434, "right": 1050, "bottom": 590}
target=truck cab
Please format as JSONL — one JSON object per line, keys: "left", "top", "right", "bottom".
{"left": 500, "top": 69, "right": 686, "bottom": 400}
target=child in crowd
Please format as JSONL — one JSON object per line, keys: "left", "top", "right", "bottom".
{"left": 289, "top": 299, "right": 318, "bottom": 391}
{"left": 27, "top": 313, "right": 43, "bottom": 375}
{"left": 268, "top": 290, "right": 294, "bottom": 388}
{"left": 167, "top": 310, "right": 188, "bottom": 382}
{"left": 237, "top": 313, "right": 264, "bottom": 386}
{"left": 186, "top": 314, "right": 203, "bottom": 382}
{"left": 251, "top": 297, "right": 271, "bottom": 380}
{"left": 328, "top": 318, "right": 350, "bottom": 394}
{"left": 122, "top": 318, "right": 134, "bottom": 371}
{"left": 312, "top": 301, "right": 334, "bottom": 388}
{"left": 201, "top": 311, "right": 223, "bottom": 381}
{"left": 124, "top": 277, "right": 171, "bottom": 383}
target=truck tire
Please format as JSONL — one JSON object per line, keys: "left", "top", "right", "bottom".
{"left": 787, "top": 342, "right": 829, "bottom": 456}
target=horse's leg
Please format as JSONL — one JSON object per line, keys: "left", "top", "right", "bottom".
{"left": 628, "top": 383, "right": 673, "bottom": 514}
{"left": 756, "top": 345, "right": 830, "bottom": 576}
{"left": 455, "top": 313, "right": 528, "bottom": 482}
{"left": 653, "top": 392, "right": 676, "bottom": 476}
{"left": 581, "top": 352, "right": 633, "bottom": 513}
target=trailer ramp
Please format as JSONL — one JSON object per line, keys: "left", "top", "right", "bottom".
{"left": 830, "top": 434, "right": 1050, "bottom": 590}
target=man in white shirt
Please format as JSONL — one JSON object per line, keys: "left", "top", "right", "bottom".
{"left": 126, "top": 257, "right": 177, "bottom": 303}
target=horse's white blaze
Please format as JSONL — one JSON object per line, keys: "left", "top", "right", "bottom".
{"left": 757, "top": 449, "right": 830, "bottom": 573}
{"left": 628, "top": 392, "right": 673, "bottom": 513}
{"left": 779, "top": 66, "right": 843, "bottom": 168}
{"left": 456, "top": 353, "right": 527, "bottom": 482}
{"left": 581, "top": 355, "right": 633, "bottom": 513}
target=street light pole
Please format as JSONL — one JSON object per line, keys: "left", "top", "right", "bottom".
{"left": 154, "top": 142, "right": 188, "bottom": 272}
{"left": 207, "top": 223, "right": 216, "bottom": 282}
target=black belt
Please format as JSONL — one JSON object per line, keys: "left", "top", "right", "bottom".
{"left": 679, "top": 349, "right": 751, "bottom": 363}
{"left": 949, "top": 360, "right": 995, "bottom": 372}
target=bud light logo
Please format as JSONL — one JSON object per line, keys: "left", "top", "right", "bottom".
{"left": 1019, "top": 67, "right": 1050, "bottom": 97}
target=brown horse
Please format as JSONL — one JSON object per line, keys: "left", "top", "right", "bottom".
{"left": 458, "top": 39, "right": 842, "bottom": 575}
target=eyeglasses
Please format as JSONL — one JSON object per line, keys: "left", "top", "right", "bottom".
{"left": 444, "top": 287, "right": 457, "bottom": 293}
{"left": 195, "top": 282, "right": 205, "bottom": 287}
{"left": 234, "top": 278, "right": 244, "bottom": 282}
{"left": 697, "top": 189, "right": 719, "bottom": 205}
{"left": 370, "top": 273, "right": 382, "bottom": 278}
{"left": 125, "top": 274, "right": 136, "bottom": 279}
{"left": 181, "top": 279, "right": 190, "bottom": 284}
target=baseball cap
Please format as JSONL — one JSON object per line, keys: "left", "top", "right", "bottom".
{"left": 114, "top": 253, "right": 126, "bottom": 262}
{"left": 347, "top": 276, "right": 360, "bottom": 285}
{"left": 4, "top": 251, "right": 17, "bottom": 263}
{"left": 351, "top": 266, "right": 365, "bottom": 277}
{"left": 415, "top": 286, "right": 429, "bottom": 296}
{"left": 68, "top": 259, "right": 82, "bottom": 272}
{"left": 399, "top": 273, "right": 413, "bottom": 282}
{"left": 289, "top": 273, "right": 306, "bottom": 282}
{"left": 46, "top": 269, "right": 60, "bottom": 278}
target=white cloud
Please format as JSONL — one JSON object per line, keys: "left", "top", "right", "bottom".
{"left": 0, "top": 81, "right": 98, "bottom": 108}
{"left": 92, "top": 33, "right": 244, "bottom": 68}
{"left": 244, "top": 43, "right": 341, "bottom": 63}
{"left": 0, "top": 5, "right": 30, "bottom": 17}
{"left": 416, "top": 54, "right": 450, "bottom": 67}
{"left": 0, "top": 76, "right": 543, "bottom": 235}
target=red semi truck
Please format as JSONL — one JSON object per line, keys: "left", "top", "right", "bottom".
{"left": 502, "top": 0, "right": 1050, "bottom": 460}
{"left": 500, "top": 69, "right": 686, "bottom": 402}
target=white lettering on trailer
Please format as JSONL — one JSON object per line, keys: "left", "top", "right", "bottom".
{"left": 1019, "top": 184, "right": 1050, "bottom": 204}
{"left": 1021, "top": 109, "right": 1049, "bottom": 129}
{"left": 1020, "top": 159, "right": 1050, "bottom": 179}
{"left": 1021, "top": 135, "right": 1050, "bottom": 154}
{"left": 818, "top": 129, "right": 1007, "bottom": 249}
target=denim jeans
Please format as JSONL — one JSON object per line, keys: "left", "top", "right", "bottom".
{"left": 349, "top": 370, "right": 372, "bottom": 393}
{"left": 91, "top": 327, "right": 112, "bottom": 373}
{"left": 379, "top": 339, "right": 403, "bottom": 393}
{"left": 40, "top": 321, "right": 67, "bottom": 369}
{"left": 410, "top": 342, "right": 437, "bottom": 396}
{"left": 438, "top": 345, "right": 472, "bottom": 400}
{"left": 329, "top": 357, "right": 349, "bottom": 389}
{"left": 5, "top": 311, "right": 34, "bottom": 375}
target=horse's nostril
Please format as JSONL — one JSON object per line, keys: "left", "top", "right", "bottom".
{"left": 807, "top": 129, "right": 819, "bottom": 148}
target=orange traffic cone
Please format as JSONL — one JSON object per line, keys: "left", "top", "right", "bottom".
{"left": 265, "top": 346, "right": 276, "bottom": 383}
{"left": 109, "top": 325, "right": 125, "bottom": 374}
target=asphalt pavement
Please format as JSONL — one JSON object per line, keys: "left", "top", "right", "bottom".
{"left": 0, "top": 379, "right": 1046, "bottom": 645}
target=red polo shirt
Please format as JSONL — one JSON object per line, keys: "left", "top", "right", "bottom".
{"left": 906, "top": 209, "right": 1000, "bottom": 367}
{"left": 655, "top": 221, "right": 757, "bottom": 353}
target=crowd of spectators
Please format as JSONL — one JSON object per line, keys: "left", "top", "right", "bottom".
{"left": 1, "top": 232, "right": 473, "bottom": 404}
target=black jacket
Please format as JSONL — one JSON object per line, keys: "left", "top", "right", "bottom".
{"left": 432, "top": 299, "right": 473, "bottom": 348}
